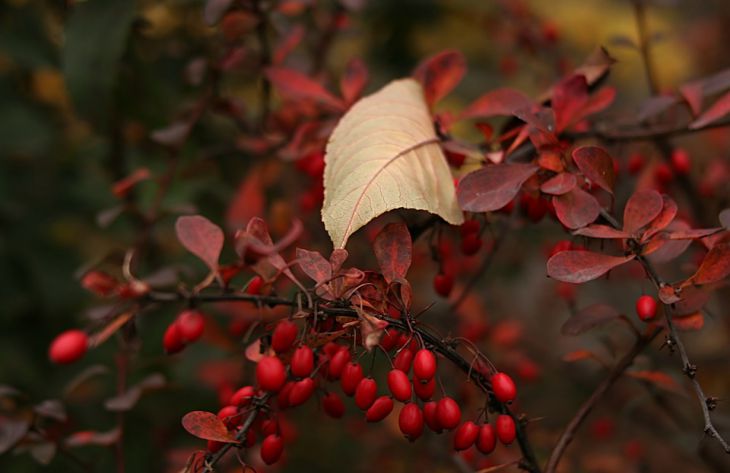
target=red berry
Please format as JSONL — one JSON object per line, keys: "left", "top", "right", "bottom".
{"left": 433, "top": 273, "right": 454, "bottom": 298}
{"left": 290, "top": 345, "right": 314, "bottom": 378}
{"left": 495, "top": 415, "right": 516, "bottom": 445}
{"left": 398, "top": 403, "right": 424, "bottom": 441}
{"left": 322, "top": 392, "right": 345, "bottom": 419}
{"left": 365, "top": 396, "right": 394, "bottom": 422}
{"left": 207, "top": 439, "right": 224, "bottom": 453}
{"left": 627, "top": 153, "right": 645, "bottom": 175}
{"left": 636, "top": 295, "right": 657, "bottom": 321}
{"left": 355, "top": 378, "right": 377, "bottom": 410}
{"left": 260, "top": 434, "right": 283, "bottom": 465}
{"left": 277, "top": 381, "right": 295, "bottom": 409}
{"left": 460, "top": 219, "right": 480, "bottom": 236}
{"left": 437, "top": 397, "right": 461, "bottom": 430}
{"left": 230, "top": 385, "right": 255, "bottom": 407}
{"left": 49, "top": 330, "right": 88, "bottom": 364}
{"left": 261, "top": 418, "right": 279, "bottom": 436}
{"left": 340, "top": 362, "right": 364, "bottom": 396}
{"left": 476, "top": 423, "right": 497, "bottom": 454}
{"left": 490, "top": 372, "right": 517, "bottom": 403}
{"left": 670, "top": 148, "right": 691, "bottom": 175}
{"left": 327, "top": 347, "right": 351, "bottom": 380}
{"left": 163, "top": 322, "right": 185, "bottom": 354}
{"left": 423, "top": 401, "right": 441, "bottom": 432}
{"left": 461, "top": 233, "right": 482, "bottom": 256}
{"left": 380, "top": 330, "right": 400, "bottom": 351}
{"left": 271, "top": 320, "right": 297, "bottom": 353}
{"left": 256, "top": 356, "right": 287, "bottom": 392}
{"left": 177, "top": 310, "right": 205, "bottom": 343}
{"left": 217, "top": 405, "right": 241, "bottom": 429}
{"left": 288, "top": 378, "right": 315, "bottom": 407}
{"left": 454, "top": 421, "right": 480, "bottom": 451}
{"left": 655, "top": 163, "right": 673, "bottom": 184}
{"left": 80, "top": 270, "right": 118, "bottom": 296}
{"left": 413, "top": 349, "right": 437, "bottom": 381}
{"left": 116, "top": 280, "right": 150, "bottom": 299}
{"left": 393, "top": 348, "right": 414, "bottom": 373}
{"left": 246, "top": 275, "right": 264, "bottom": 295}
{"left": 413, "top": 375, "right": 436, "bottom": 401}
{"left": 387, "top": 369, "right": 412, "bottom": 402}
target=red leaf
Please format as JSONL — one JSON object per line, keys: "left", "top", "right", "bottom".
{"left": 572, "top": 146, "right": 615, "bottom": 194}
{"left": 547, "top": 250, "right": 634, "bottom": 283}
{"left": 65, "top": 427, "right": 121, "bottom": 448}
{"left": 112, "top": 167, "right": 151, "bottom": 198}
{"left": 679, "top": 82, "right": 703, "bottom": 117}
{"left": 272, "top": 25, "right": 305, "bottom": 65}
{"left": 181, "top": 411, "right": 237, "bottom": 443}
{"left": 0, "top": 416, "right": 29, "bottom": 454}
{"left": 265, "top": 67, "right": 344, "bottom": 111}
{"left": 540, "top": 173, "right": 577, "bottom": 195}
{"left": 296, "top": 248, "right": 332, "bottom": 285}
{"left": 672, "top": 312, "right": 705, "bottom": 331}
{"left": 576, "top": 86, "right": 616, "bottom": 120}
{"left": 562, "top": 350, "right": 599, "bottom": 363}
{"left": 689, "top": 233, "right": 730, "bottom": 285}
{"left": 561, "top": 303, "right": 622, "bottom": 336}
{"left": 340, "top": 58, "right": 369, "bottom": 106}
{"left": 552, "top": 74, "right": 588, "bottom": 132}
{"left": 457, "top": 163, "right": 538, "bottom": 212}
{"left": 373, "top": 223, "right": 412, "bottom": 283}
{"left": 460, "top": 88, "right": 550, "bottom": 130}
{"left": 627, "top": 371, "right": 682, "bottom": 392}
{"left": 641, "top": 195, "right": 678, "bottom": 242}
{"left": 646, "top": 221, "right": 692, "bottom": 263}
{"left": 690, "top": 89, "right": 730, "bottom": 129}
{"left": 573, "top": 224, "right": 629, "bottom": 239}
{"left": 175, "top": 215, "right": 224, "bottom": 272}
{"left": 623, "top": 189, "right": 663, "bottom": 235}
{"left": 553, "top": 188, "right": 600, "bottom": 229}
{"left": 412, "top": 49, "right": 466, "bottom": 107}
{"left": 225, "top": 166, "right": 265, "bottom": 231}
{"left": 664, "top": 228, "right": 723, "bottom": 240}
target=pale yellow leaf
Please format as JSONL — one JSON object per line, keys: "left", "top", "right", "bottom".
{"left": 322, "top": 78, "right": 463, "bottom": 248}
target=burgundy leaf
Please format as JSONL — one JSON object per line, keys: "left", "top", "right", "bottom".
{"left": 547, "top": 250, "right": 635, "bottom": 283}
{"left": 540, "top": 173, "right": 577, "bottom": 195}
{"left": 460, "top": 88, "right": 550, "bottom": 130}
{"left": 553, "top": 188, "right": 600, "bottom": 229}
{"left": 641, "top": 194, "right": 678, "bottom": 242}
{"left": 561, "top": 303, "right": 622, "bottom": 336}
{"left": 65, "top": 428, "right": 121, "bottom": 448}
{"left": 672, "top": 312, "right": 704, "bottom": 332}
{"left": 627, "top": 371, "right": 682, "bottom": 392}
{"left": 573, "top": 224, "right": 629, "bottom": 239}
{"left": 0, "top": 416, "right": 29, "bottom": 454}
{"left": 623, "top": 189, "right": 663, "bottom": 235}
{"left": 690, "top": 89, "right": 730, "bottom": 129}
{"left": 150, "top": 121, "right": 192, "bottom": 148}
{"left": 572, "top": 146, "right": 615, "bottom": 194}
{"left": 457, "top": 163, "right": 538, "bottom": 212}
{"left": 296, "top": 248, "right": 332, "bottom": 285}
{"left": 272, "top": 25, "right": 305, "bottom": 65}
{"left": 576, "top": 86, "right": 616, "bottom": 120}
{"left": 552, "top": 74, "right": 588, "bottom": 132}
{"left": 34, "top": 400, "right": 66, "bottom": 422}
{"left": 104, "top": 374, "right": 165, "bottom": 412}
{"left": 646, "top": 221, "right": 692, "bottom": 263}
{"left": 664, "top": 227, "right": 723, "bottom": 240}
{"left": 412, "top": 49, "right": 466, "bottom": 107}
{"left": 265, "top": 67, "right": 344, "bottom": 111}
{"left": 329, "top": 249, "right": 349, "bottom": 273}
{"left": 181, "top": 411, "right": 237, "bottom": 443}
{"left": 373, "top": 223, "right": 412, "bottom": 283}
{"left": 689, "top": 233, "right": 730, "bottom": 285}
{"left": 175, "top": 215, "right": 224, "bottom": 272}
{"left": 340, "top": 57, "right": 369, "bottom": 106}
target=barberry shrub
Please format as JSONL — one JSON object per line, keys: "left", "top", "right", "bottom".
{"left": 2, "top": 1, "right": 730, "bottom": 473}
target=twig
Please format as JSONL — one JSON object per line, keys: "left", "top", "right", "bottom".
{"left": 544, "top": 328, "right": 661, "bottom": 473}
{"left": 597, "top": 207, "right": 730, "bottom": 454}
{"left": 144, "top": 290, "right": 542, "bottom": 472}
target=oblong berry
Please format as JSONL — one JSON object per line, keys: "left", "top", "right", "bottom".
{"left": 260, "top": 434, "right": 283, "bottom": 465}
{"left": 476, "top": 423, "right": 497, "bottom": 454}
{"left": 387, "top": 369, "right": 412, "bottom": 402}
{"left": 355, "top": 378, "right": 377, "bottom": 410}
{"left": 340, "top": 362, "right": 364, "bottom": 396}
{"left": 365, "top": 396, "right": 394, "bottom": 422}
{"left": 177, "top": 310, "right": 205, "bottom": 343}
{"left": 49, "top": 330, "right": 88, "bottom": 364}
{"left": 491, "top": 372, "right": 517, "bottom": 403}
{"left": 271, "top": 320, "right": 298, "bottom": 353}
{"left": 256, "top": 356, "right": 287, "bottom": 392}
{"left": 322, "top": 392, "right": 345, "bottom": 419}
{"left": 496, "top": 414, "right": 516, "bottom": 445}
{"left": 413, "top": 349, "right": 437, "bottom": 380}
{"left": 398, "top": 403, "right": 424, "bottom": 441}
{"left": 436, "top": 397, "right": 461, "bottom": 430}
{"left": 454, "top": 421, "right": 480, "bottom": 451}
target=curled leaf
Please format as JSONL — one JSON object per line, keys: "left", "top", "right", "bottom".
{"left": 322, "top": 79, "right": 463, "bottom": 248}
{"left": 175, "top": 215, "right": 224, "bottom": 272}
{"left": 412, "top": 49, "right": 466, "bottom": 107}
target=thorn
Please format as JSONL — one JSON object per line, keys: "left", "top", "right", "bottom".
{"left": 706, "top": 397, "right": 719, "bottom": 411}
{"left": 684, "top": 363, "right": 697, "bottom": 378}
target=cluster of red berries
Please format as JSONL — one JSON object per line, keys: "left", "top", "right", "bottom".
{"left": 163, "top": 309, "right": 206, "bottom": 354}
{"left": 200, "top": 317, "right": 521, "bottom": 466}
